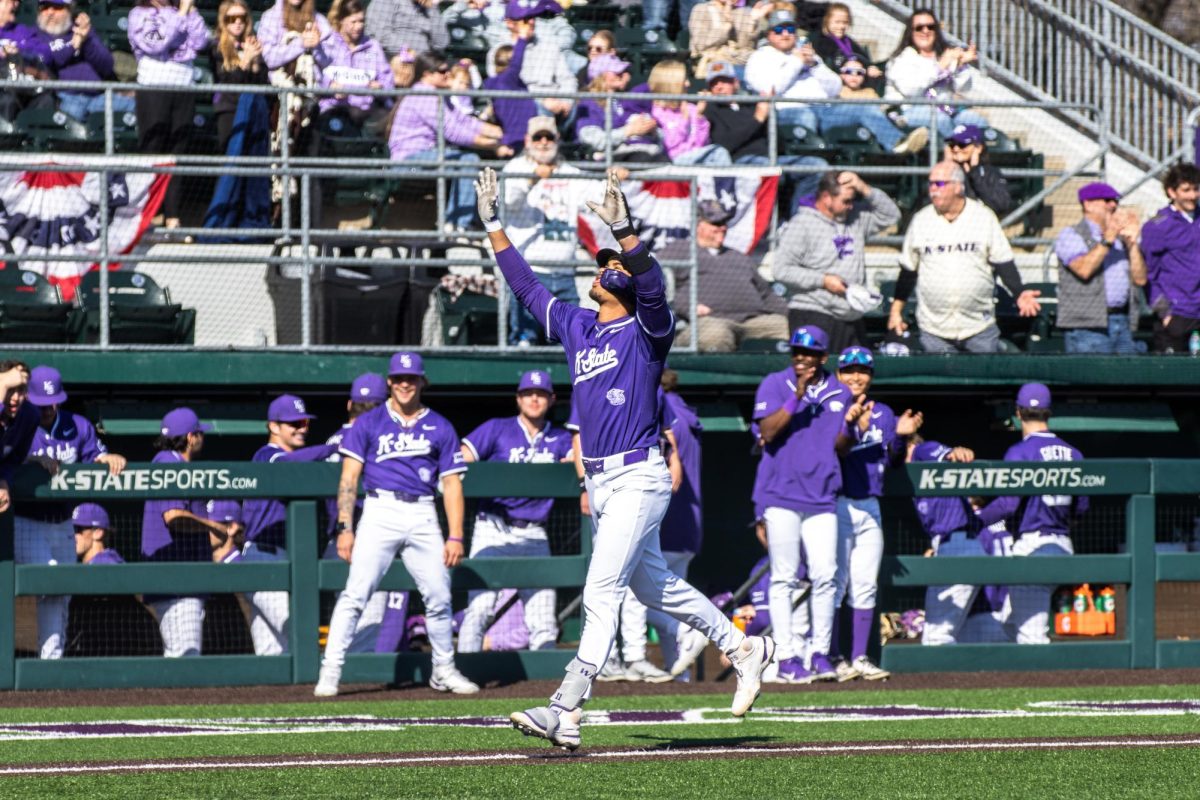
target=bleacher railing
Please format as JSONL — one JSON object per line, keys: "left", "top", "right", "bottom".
{"left": 2, "top": 458, "right": 1199, "bottom": 689}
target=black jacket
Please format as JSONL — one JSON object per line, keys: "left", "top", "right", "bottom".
{"left": 963, "top": 161, "right": 1013, "bottom": 217}
{"left": 703, "top": 101, "right": 768, "bottom": 161}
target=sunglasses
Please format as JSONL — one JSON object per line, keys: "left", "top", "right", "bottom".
{"left": 928, "top": 179, "right": 957, "bottom": 188}
{"left": 435, "top": 65, "right": 450, "bottom": 74}
{"left": 789, "top": 330, "right": 823, "bottom": 350}
{"left": 587, "top": 45, "right": 610, "bottom": 53}
{"left": 771, "top": 24, "right": 796, "bottom": 35}
{"left": 224, "top": 13, "right": 247, "bottom": 21}
{"left": 280, "top": 419, "right": 310, "bottom": 429}
{"left": 840, "top": 67, "right": 866, "bottom": 76}
{"left": 837, "top": 348, "right": 874, "bottom": 369}
{"left": 913, "top": 22, "right": 938, "bottom": 32}
{"left": 530, "top": 131, "right": 557, "bottom": 143}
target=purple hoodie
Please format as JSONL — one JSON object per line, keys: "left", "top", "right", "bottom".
{"left": 481, "top": 36, "right": 536, "bottom": 149}
{"left": 256, "top": 2, "right": 335, "bottom": 72}
{"left": 574, "top": 83, "right": 655, "bottom": 146}
{"left": 127, "top": 5, "right": 209, "bottom": 66}
{"left": 318, "top": 32, "right": 393, "bottom": 113}
{"left": 37, "top": 28, "right": 116, "bottom": 87}
{"left": 0, "top": 21, "right": 53, "bottom": 66}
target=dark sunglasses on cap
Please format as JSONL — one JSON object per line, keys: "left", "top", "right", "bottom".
{"left": 530, "top": 131, "right": 557, "bottom": 143}
{"left": 913, "top": 22, "right": 939, "bottom": 32}
{"left": 840, "top": 67, "right": 866, "bottom": 76}
{"left": 838, "top": 348, "right": 874, "bottom": 369}
{"left": 771, "top": 24, "right": 796, "bottom": 35}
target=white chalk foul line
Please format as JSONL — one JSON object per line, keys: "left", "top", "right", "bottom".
{"left": 5, "top": 736, "right": 1200, "bottom": 777}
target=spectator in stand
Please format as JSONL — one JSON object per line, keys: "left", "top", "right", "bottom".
{"left": 886, "top": 8, "right": 987, "bottom": 137}
{"left": 835, "top": 55, "right": 873, "bottom": 100}
{"left": 1054, "top": 182, "right": 1145, "bottom": 354}
{"left": 486, "top": 1, "right": 577, "bottom": 121}
{"left": 73, "top": 504, "right": 124, "bottom": 565}
{"left": 446, "top": 57, "right": 480, "bottom": 117}
{"left": 482, "top": 35, "right": 537, "bottom": 155}
{"left": 320, "top": 0, "right": 394, "bottom": 132}
{"left": 774, "top": 171, "right": 899, "bottom": 351}
{"left": 648, "top": 60, "right": 731, "bottom": 167}
{"left": 687, "top": 0, "right": 771, "bottom": 78}
{"left": 366, "top": 0, "right": 447, "bottom": 68}
{"left": 889, "top": 161, "right": 1041, "bottom": 354}
{"left": 659, "top": 201, "right": 789, "bottom": 352}
{"left": 442, "top": 0, "right": 506, "bottom": 49}
{"left": 942, "top": 124, "right": 1011, "bottom": 216}
{"left": 258, "top": 0, "right": 336, "bottom": 82}
{"left": 128, "top": 0, "right": 209, "bottom": 232}
{"left": 389, "top": 51, "right": 509, "bottom": 232}
{"left": 574, "top": 53, "right": 664, "bottom": 162}
{"left": 575, "top": 29, "right": 615, "bottom": 90}
{"left": 35, "top": 0, "right": 134, "bottom": 122}
{"left": 745, "top": 9, "right": 928, "bottom": 155}
{"left": 1140, "top": 163, "right": 1200, "bottom": 353}
{"left": 0, "top": 362, "right": 36, "bottom": 519}
{"left": 0, "top": 0, "right": 54, "bottom": 122}
{"left": 210, "top": 0, "right": 266, "bottom": 152}
{"left": 390, "top": 46, "right": 416, "bottom": 87}
{"left": 703, "top": 60, "right": 827, "bottom": 213}
{"left": 500, "top": 116, "right": 598, "bottom": 346}
{"left": 813, "top": 4, "right": 882, "bottom": 83}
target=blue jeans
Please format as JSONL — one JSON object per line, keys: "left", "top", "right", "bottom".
{"left": 674, "top": 143, "right": 732, "bottom": 166}
{"left": 777, "top": 105, "right": 820, "bottom": 133}
{"left": 919, "top": 324, "right": 1001, "bottom": 354}
{"left": 642, "top": 0, "right": 699, "bottom": 31}
{"left": 58, "top": 91, "right": 136, "bottom": 122}
{"left": 1064, "top": 314, "right": 1141, "bottom": 354}
{"left": 736, "top": 153, "right": 828, "bottom": 213}
{"left": 813, "top": 103, "right": 904, "bottom": 150}
{"left": 903, "top": 105, "right": 988, "bottom": 138}
{"left": 509, "top": 268, "right": 579, "bottom": 345}
{"left": 400, "top": 147, "right": 480, "bottom": 230}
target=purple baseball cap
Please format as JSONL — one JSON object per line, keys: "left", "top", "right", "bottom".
{"left": 789, "top": 325, "right": 829, "bottom": 353}
{"left": 350, "top": 373, "right": 387, "bottom": 402}
{"left": 388, "top": 351, "right": 425, "bottom": 377}
{"left": 837, "top": 346, "right": 875, "bottom": 369}
{"left": 161, "top": 407, "right": 212, "bottom": 438}
{"left": 28, "top": 365, "right": 67, "bottom": 406}
{"left": 588, "top": 52, "right": 630, "bottom": 81}
{"left": 506, "top": 0, "right": 561, "bottom": 20}
{"left": 518, "top": 370, "right": 553, "bottom": 393}
{"left": 204, "top": 499, "right": 243, "bottom": 524}
{"left": 947, "top": 124, "right": 984, "bottom": 145}
{"left": 1016, "top": 382, "right": 1052, "bottom": 410}
{"left": 1077, "top": 182, "right": 1120, "bottom": 203}
{"left": 268, "top": 394, "right": 316, "bottom": 422}
{"left": 71, "top": 502, "right": 109, "bottom": 529}
{"left": 912, "top": 441, "right": 953, "bottom": 462}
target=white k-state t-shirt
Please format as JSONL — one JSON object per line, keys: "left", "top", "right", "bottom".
{"left": 900, "top": 197, "right": 1015, "bottom": 341}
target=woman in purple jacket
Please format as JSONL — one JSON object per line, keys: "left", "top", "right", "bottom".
{"left": 128, "top": 0, "right": 209, "bottom": 230}
{"left": 319, "top": 0, "right": 394, "bottom": 133}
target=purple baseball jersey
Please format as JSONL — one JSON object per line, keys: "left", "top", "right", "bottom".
{"left": 375, "top": 591, "right": 410, "bottom": 654}
{"left": 0, "top": 402, "right": 40, "bottom": 483}
{"left": 910, "top": 440, "right": 973, "bottom": 541}
{"left": 462, "top": 417, "right": 573, "bottom": 523}
{"left": 753, "top": 369, "right": 852, "bottom": 515}
{"left": 242, "top": 441, "right": 338, "bottom": 549}
{"left": 839, "top": 401, "right": 906, "bottom": 500}
{"left": 659, "top": 391, "right": 703, "bottom": 553}
{"left": 1140, "top": 204, "right": 1200, "bottom": 319}
{"left": 29, "top": 411, "right": 107, "bottom": 465}
{"left": 140, "top": 450, "right": 209, "bottom": 560}
{"left": 495, "top": 244, "right": 674, "bottom": 460}
{"left": 339, "top": 404, "right": 467, "bottom": 495}
{"left": 88, "top": 549, "right": 126, "bottom": 565}
{"left": 976, "top": 431, "right": 1088, "bottom": 535}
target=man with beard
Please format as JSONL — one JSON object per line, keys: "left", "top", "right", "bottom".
{"left": 33, "top": 0, "right": 133, "bottom": 121}
{"left": 499, "top": 115, "right": 602, "bottom": 346}
{"left": 0, "top": 0, "right": 54, "bottom": 122}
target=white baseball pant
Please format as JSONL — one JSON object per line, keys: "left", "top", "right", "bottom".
{"left": 958, "top": 606, "right": 1015, "bottom": 643}
{"left": 764, "top": 506, "right": 837, "bottom": 662}
{"left": 617, "top": 593, "right": 649, "bottom": 662}
{"left": 640, "top": 550, "right": 695, "bottom": 669}
{"left": 14, "top": 516, "right": 75, "bottom": 659}
{"left": 921, "top": 532, "right": 983, "bottom": 646}
{"left": 835, "top": 497, "right": 884, "bottom": 610}
{"left": 573, "top": 452, "right": 742, "bottom": 678}
{"left": 457, "top": 514, "right": 557, "bottom": 653}
{"left": 149, "top": 597, "right": 205, "bottom": 656}
{"left": 321, "top": 539, "right": 390, "bottom": 652}
{"left": 322, "top": 496, "right": 455, "bottom": 669}
{"left": 1007, "top": 533, "right": 1074, "bottom": 644}
{"left": 241, "top": 542, "right": 290, "bottom": 656}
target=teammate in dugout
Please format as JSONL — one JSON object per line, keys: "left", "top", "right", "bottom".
{"left": 73, "top": 503, "right": 125, "bottom": 565}
{"left": 456, "top": 369, "right": 574, "bottom": 654}
{"left": 316, "top": 352, "right": 479, "bottom": 697}
{"left": 754, "top": 325, "right": 851, "bottom": 683}
{"left": 17, "top": 365, "right": 128, "bottom": 659}
{"left": 478, "top": 167, "right": 774, "bottom": 751}
{"left": 973, "top": 383, "right": 1086, "bottom": 644}
{"left": 241, "top": 395, "right": 337, "bottom": 656}
{"left": 832, "top": 346, "right": 922, "bottom": 680}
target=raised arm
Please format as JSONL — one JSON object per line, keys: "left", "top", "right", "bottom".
{"left": 477, "top": 167, "right": 559, "bottom": 326}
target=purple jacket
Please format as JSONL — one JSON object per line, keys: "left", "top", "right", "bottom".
{"left": 256, "top": 3, "right": 335, "bottom": 72}
{"left": 574, "top": 84, "right": 655, "bottom": 146}
{"left": 319, "top": 33, "right": 393, "bottom": 113}
{"left": 0, "top": 21, "right": 53, "bottom": 66}
{"left": 388, "top": 81, "right": 483, "bottom": 159}
{"left": 651, "top": 102, "right": 711, "bottom": 160}
{"left": 127, "top": 6, "right": 209, "bottom": 65}
{"left": 1139, "top": 204, "right": 1200, "bottom": 319}
{"left": 481, "top": 36, "right": 536, "bottom": 149}
{"left": 37, "top": 29, "right": 115, "bottom": 86}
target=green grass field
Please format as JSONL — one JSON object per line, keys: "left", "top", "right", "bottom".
{"left": 3, "top": 682, "right": 1200, "bottom": 798}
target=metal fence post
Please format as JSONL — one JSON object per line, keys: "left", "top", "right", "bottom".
{"left": 287, "top": 500, "right": 319, "bottom": 684}
{"left": 98, "top": 165, "right": 111, "bottom": 349}
{"left": 436, "top": 98, "right": 446, "bottom": 235}
{"left": 1127, "top": 493, "right": 1156, "bottom": 669}
{"left": 300, "top": 173, "right": 313, "bottom": 348}
{"left": 280, "top": 88, "right": 292, "bottom": 240}
{"left": 688, "top": 176, "right": 698, "bottom": 352}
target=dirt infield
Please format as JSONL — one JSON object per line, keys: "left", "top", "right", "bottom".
{"left": 5, "top": 734, "right": 1200, "bottom": 776}
{"left": 3, "top": 668, "right": 1200, "bottom": 709}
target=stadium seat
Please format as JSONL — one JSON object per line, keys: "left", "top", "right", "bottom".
{"left": 566, "top": 1, "right": 622, "bottom": 31}
{"left": 446, "top": 25, "right": 489, "bottom": 65}
{"left": 84, "top": 110, "right": 140, "bottom": 153}
{"left": 821, "top": 125, "right": 884, "bottom": 164}
{"left": 76, "top": 270, "right": 196, "bottom": 344}
{"left": 435, "top": 286, "right": 498, "bottom": 346}
{"left": 15, "top": 107, "right": 99, "bottom": 152}
{"left": 0, "top": 115, "right": 22, "bottom": 150}
{"left": 782, "top": 124, "right": 828, "bottom": 159}
{"left": 1022, "top": 282, "right": 1061, "bottom": 353}
{"left": 319, "top": 111, "right": 395, "bottom": 227}
{"left": 0, "top": 270, "right": 83, "bottom": 343}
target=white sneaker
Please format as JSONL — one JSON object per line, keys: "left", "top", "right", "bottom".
{"left": 430, "top": 664, "right": 480, "bottom": 694}
{"left": 314, "top": 665, "right": 341, "bottom": 698}
{"left": 669, "top": 627, "right": 709, "bottom": 676}
{"left": 729, "top": 635, "right": 776, "bottom": 717}
{"left": 853, "top": 656, "right": 891, "bottom": 681}
{"left": 597, "top": 652, "right": 630, "bottom": 682}
{"left": 892, "top": 126, "right": 930, "bottom": 155}
{"left": 836, "top": 659, "right": 861, "bottom": 683}
{"left": 624, "top": 659, "right": 673, "bottom": 683}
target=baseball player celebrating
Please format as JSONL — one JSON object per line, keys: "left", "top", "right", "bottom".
{"left": 754, "top": 326, "right": 852, "bottom": 683}
{"left": 457, "top": 369, "right": 573, "bottom": 654}
{"left": 315, "top": 352, "right": 478, "bottom": 697}
{"left": 833, "top": 347, "right": 921, "bottom": 680}
{"left": 477, "top": 167, "right": 773, "bottom": 752}
{"left": 241, "top": 395, "right": 337, "bottom": 656}
{"left": 17, "top": 365, "right": 127, "bottom": 659}
{"left": 974, "top": 383, "right": 1086, "bottom": 643}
